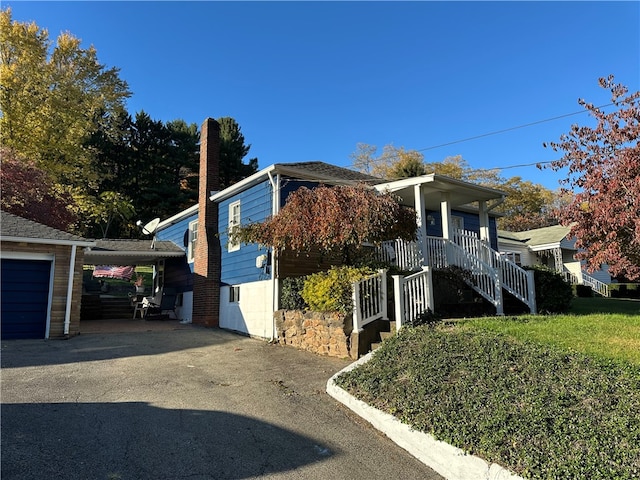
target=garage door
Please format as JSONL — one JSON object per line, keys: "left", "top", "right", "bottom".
{"left": 1, "top": 259, "right": 51, "bottom": 339}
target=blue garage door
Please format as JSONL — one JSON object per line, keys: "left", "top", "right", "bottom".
{"left": 1, "top": 259, "right": 51, "bottom": 339}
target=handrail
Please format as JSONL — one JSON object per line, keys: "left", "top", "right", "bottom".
{"left": 563, "top": 268, "right": 609, "bottom": 297}
{"left": 453, "top": 230, "right": 536, "bottom": 314}
{"left": 352, "top": 269, "right": 388, "bottom": 332}
{"left": 581, "top": 272, "right": 610, "bottom": 297}
{"left": 378, "top": 239, "right": 422, "bottom": 271}
{"left": 392, "top": 266, "right": 434, "bottom": 330}
{"left": 425, "top": 236, "right": 503, "bottom": 313}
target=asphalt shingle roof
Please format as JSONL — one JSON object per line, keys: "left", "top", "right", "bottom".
{"left": 92, "top": 239, "right": 184, "bottom": 254}
{"left": 0, "top": 210, "right": 90, "bottom": 243}
{"left": 498, "top": 224, "right": 572, "bottom": 248}
{"left": 277, "top": 161, "right": 386, "bottom": 184}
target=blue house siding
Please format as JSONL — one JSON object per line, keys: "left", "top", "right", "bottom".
{"left": 279, "top": 179, "right": 319, "bottom": 208}
{"left": 219, "top": 180, "right": 273, "bottom": 285}
{"left": 426, "top": 210, "right": 499, "bottom": 250}
{"left": 156, "top": 211, "right": 198, "bottom": 294}
{"left": 156, "top": 212, "right": 197, "bottom": 264}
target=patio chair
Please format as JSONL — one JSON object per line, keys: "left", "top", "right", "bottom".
{"left": 145, "top": 288, "right": 177, "bottom": 320}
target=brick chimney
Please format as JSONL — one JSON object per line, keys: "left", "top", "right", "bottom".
{"left": 192, "top": 118, "right": 221, "bottom": 327}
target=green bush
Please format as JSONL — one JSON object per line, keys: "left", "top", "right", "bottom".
{"left": 336, "top": 326, "right": 640, "bottom": 479}
{"left": 526, "top": 266, "right": 573, "bottom": 313}
{"left": 611, "top": 283, "right": 640, "bottom": 299}
{"left": 575, "top": 284, "right": 593, "bottom": 297}
{"left": 302, "top": 265, "right": 375, "bottom": 314}
{"left": 280, "top": 276, "right": 308, "bottom": 310}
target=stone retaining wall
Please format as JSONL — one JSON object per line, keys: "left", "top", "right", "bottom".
{"left": 275, "top": 310, "right": 356, "bottom": 359}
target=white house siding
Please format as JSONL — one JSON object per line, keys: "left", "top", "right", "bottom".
{"left": 175, "top": 291, "right": 193, "bottom": 323}
{"left": 219, "top": 280, "right": 273, "bottom": 339}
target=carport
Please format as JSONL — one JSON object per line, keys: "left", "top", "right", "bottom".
{"left": 82, "top": 239, "right": 186, "bottom": 323}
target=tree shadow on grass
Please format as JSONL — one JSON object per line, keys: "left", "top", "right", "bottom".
{"left": 1, "top": 402, "right": 338, "bottom": 480}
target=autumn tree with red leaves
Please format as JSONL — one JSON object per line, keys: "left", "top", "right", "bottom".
{"left": 544, "top": 75, "right": 640, "bottom": 280}
{"left": 232, "top": 184, "right": 416, "bottom": 263}
{"left": 0, "top": 147, "right": 77, "bottom": 231}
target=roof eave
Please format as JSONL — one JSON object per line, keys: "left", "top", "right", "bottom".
{"left": 0, "top": 235, "right": 96, "bottom": 248}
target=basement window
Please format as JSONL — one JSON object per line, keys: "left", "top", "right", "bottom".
{"left": 229, "top": 285, "right": 240, "bottom": 303}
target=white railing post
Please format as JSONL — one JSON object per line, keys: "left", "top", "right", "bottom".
{"left": 392, "top": 275, "right": 404, "bottom": 331}
{"left": 380, "top": 268, "right": 388, "bottom": 320}
{"left": 423, "top": 265, "right": 434, "bottom": 312}
{"left": 526, "top": 269, "right": 537, "bottom": 314}
{"left": 352, "top": 284, "right": 362, "bottom": 332}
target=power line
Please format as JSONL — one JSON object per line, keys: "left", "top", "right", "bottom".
{"left": 469, "top": 160, "right": 557, "bottom": 173}
{"left": 416, "top": 103, "right": 614, "bottom": 152}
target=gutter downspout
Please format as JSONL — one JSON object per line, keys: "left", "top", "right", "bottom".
{"left": 63, "top": 245, "right": 78, "bottom": 336}
{"left": 267, "top": 171, "right": 280, "bottom": 341}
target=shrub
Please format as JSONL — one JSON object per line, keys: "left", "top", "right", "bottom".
{"left": 525, "top": 266, "right": 573, "bottom": 313}
{"left": 302, "top": 265, "right": 375, "bottom": 314}
{"left": 575, "top": 284, "right": 593, "bottom": 297}
{"left": 281, "top": 276, "right": 308, "bottom": 310}
{"left": 610, "top": 283, "right": 640, "bottom": 299}
{"left": 407, "top": 308, "right": 441, "bottom": 328}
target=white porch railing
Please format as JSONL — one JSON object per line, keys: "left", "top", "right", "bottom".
{"left": 352, "top": 269, "right": 388, "bottom": 332}
{"left": 379, "top": 229, "right": 537, "bottom": 315}
{"left": 378, "top": 239, "right": 422, "bottom": 272}
{"left": 425, "top": 236, "right": 504, "bottom": 313}
{"left": 454, "top": 229, "right": 536, "bottom": 314}
{"left": 392, "top": 266, "right": 434, "bottom": 331}
{"left": 563, "top": 269, "right": 610, "bottom": 297}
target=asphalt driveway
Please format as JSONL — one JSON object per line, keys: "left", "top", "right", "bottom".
{"left": 1, "top": 325, "right": 442, "bottom": 480}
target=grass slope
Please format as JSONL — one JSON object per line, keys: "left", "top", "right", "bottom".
{"left": 336, "top": 306, "right": 640, "bottom": 479}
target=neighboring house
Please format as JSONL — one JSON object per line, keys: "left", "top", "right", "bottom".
{"left": 0, "top": 210, "right": 95, "bottom": 339}
{"left": 155, "top": 118, "right": 534, "bottom": 340}
{"left": 498, "top": 225, "right": 612, "bottom": 296}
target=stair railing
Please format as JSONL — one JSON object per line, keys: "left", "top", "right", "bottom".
{"left": 352, "top": 269, "right": 388, "bottom": 332}
{"left": 392, "top": 266, "right": 434, "bottom": 330}
{"left": 453, "top": 229, "right": 536, "bottom": 314}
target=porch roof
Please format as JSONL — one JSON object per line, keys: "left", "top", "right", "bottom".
{"left": 373, "top": 174, "right": 506, "bottom": 210}
{"left": 84, "top": 239, "right": 185, "bottom": 265}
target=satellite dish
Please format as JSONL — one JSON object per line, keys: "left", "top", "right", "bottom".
{"left": 139, "top": 217, "right": 160, "bottom": 235}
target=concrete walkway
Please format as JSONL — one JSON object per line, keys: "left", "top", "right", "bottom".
{"left": 1, "top": 326, "right": 442, "bottom": 480}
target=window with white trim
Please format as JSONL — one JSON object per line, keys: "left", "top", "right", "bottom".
{"left": 452, "top": 215, "right": 464, "bottom": 232}
{"left": 229, "top": 285, "right": 240, "bottom": 303}
{"left": 187, "top": 220, "right": 198, "bottom": 263}
{"left": 228, "top": 201, "right": 241, "bottom": 252}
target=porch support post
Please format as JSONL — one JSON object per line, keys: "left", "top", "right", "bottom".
{"left": 441, "top": 192, "right": 453, "bottom": 266}
{"left": 478, "top": 200, "right": 490, "bottom": 244}
{"left": 440, "top": 192, "right": 452, "bottom": 240}
{"left": 414, "top": 184, "right": 427, "bottom": 265}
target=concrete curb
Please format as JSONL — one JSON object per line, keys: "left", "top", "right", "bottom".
{"left": 326, "top": 350, "right": 524, "bottom": 480}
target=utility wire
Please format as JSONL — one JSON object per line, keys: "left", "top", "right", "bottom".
{"left": 415, "top": 102, "right": 614, "bottom": 153}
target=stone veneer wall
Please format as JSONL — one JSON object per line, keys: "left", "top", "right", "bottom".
{"left": 275, "top": 310, "right": 358, "bottom": 359}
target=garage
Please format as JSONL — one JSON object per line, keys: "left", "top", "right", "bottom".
{"left": 1, "top": 258, "right": 52, "bottom": 339}
{"left": 1, "top": 210, "right": 94, "bottom": 339}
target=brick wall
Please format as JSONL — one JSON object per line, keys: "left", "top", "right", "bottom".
{"left": 192, "top": 118, "right": 222, "bottom": 327}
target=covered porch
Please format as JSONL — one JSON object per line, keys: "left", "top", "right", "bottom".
{"left": 373, "top": 174, "right": 537, "bottom": 317}
{"left": 82, "top": 239, "right": 186, "bottom": 324}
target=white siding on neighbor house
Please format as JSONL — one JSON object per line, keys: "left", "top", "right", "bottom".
{"left": 219, "top": 280, "right": 273, "bottom": 339}
{"left": 565, "top": 260, "right": 583, "bottom": 280}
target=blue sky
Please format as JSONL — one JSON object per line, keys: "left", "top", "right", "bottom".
{"left": 6, "top": 1, "right": 639, "bottom": 190}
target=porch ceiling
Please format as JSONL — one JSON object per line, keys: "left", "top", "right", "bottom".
{"left": 84, "top": 239, "right": 185, "bottom": 265}
{"left": 374, "top": 174, "right": 505, "bottom": 210}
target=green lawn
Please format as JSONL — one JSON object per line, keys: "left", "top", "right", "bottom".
{"left": 462, "top": 297, "right": 640, "bottom": 364}
{"left": 336, "top": 297, "right": 640, "bottom": 479}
